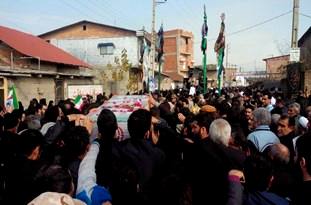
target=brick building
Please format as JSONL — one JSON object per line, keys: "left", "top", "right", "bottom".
{"left": 0, "top": 25, "right": 92, "bottom": 106}
{"left": 263, "top": 55, "right": 290, "bottom": 80}
{"left": 163, "top": 29, "right": 194, "bottom": 84}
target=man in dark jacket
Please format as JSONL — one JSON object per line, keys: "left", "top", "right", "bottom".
{"left": 227, "top": 155, "right": 289, "bottom": 205}
{"left": 192, "top": 114, "right": 245, "bottom": 205}
{"left": 4, "top": 129, "right": 44, "bottom": 205}
{"left": 99, "top": 109, "right": 165, "bottom": 205}
{"left": 277, "top": 115, "right": 296, "bottom": 164}
{"left": 293, "top": 133, "right": 311, "bottom": 205}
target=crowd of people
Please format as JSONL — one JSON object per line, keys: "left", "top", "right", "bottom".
{"left": 0, "top": 87, "right": 311, "bottom": 205}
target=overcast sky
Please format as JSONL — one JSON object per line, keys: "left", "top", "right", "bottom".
{"left": 0, "top": 0, "right": 310, "bottom": 71}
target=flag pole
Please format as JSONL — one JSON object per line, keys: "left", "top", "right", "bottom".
{"left": 156, "top": 23, "right": 164, "bottom": 92}
{"left": 217, "top": 48, "right": 224, "bottom": 94}
{"left": 201, "top": 5, "right": 208, "bottom": 94}
{"left": 203, "top": 52, "right": 207, "bottom": 94}
{"left": 215, "top": 13, "right": 225, "bottom": 95}
{"left": 158, "top": 62, "right": 161, "bottom": 91}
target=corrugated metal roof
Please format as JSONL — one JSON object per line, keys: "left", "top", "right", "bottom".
{"left": 0, "top": 25, "right": 90, "bottom": 68}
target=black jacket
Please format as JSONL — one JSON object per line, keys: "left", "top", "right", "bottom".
{"left": 192, "top": 138, "right": 245, "bottom": 205}
{"left": 96, "top": 138, "right": 165, "bottom": 205}
{"left": 4, "top": 155, "right": 41, "bottom": 205}
{"left": 227, "top": 178, "right": 289, "bottom": 205}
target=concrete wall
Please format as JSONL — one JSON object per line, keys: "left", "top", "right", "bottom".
{"left": 264, "top": 55, "right": 289, "bottom": 80}
{"left": 159, "top": 77, "right": 173, "bottom": 90}
{"left": 100, "top": 68, "right": 131, "bottom": 95}
{"left": 47, "top": 36, "right": 142, "bottom": 95}
{"left": 7, "top": 77, "right": 95, "bottom": 106}
{"left": 224, "top": 68, "right": 237, "bottom": 82}
{"left": 64, "top": 78, "right": 96, "bottom": 99}
{"left": 207, "top": 70, "right": 218, "bottom": 88}
{"left": 50, "top": 37, "right": 139, "bottom": 68}
{"left": 39, "top": 22, "right": 148, "bottom": 94}
{"left": 11, "top": 77, "right": 55, "bottom": 106}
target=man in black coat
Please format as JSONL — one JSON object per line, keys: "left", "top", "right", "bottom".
{"left": 192, "top": 114, "right": 245, "bottom": 205}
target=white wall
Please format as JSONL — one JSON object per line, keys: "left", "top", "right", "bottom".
{"left": 50, "top": 37, "right": 139, "bottom": 68}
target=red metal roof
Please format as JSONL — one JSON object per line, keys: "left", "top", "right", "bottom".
{"left": 0, "top": 25, "right": 90, "bottom": 68}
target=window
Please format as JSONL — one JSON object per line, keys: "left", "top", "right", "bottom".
{"left": 98, "top": 43, "right": 115, "bottom": 55}
{"left": 83, "top": 25, "right": 86, "bottom": 31}
{"left": 185, "top": 38, "right": 188, "bottom": 45}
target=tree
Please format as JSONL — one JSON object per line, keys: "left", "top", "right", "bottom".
{"left": 100, "top": 49, "right": 138, "bottom": 93}
{"left": 274, "top": 39, "right": 290, "bottom": 55}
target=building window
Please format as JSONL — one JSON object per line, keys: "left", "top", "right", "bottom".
{"left": 98, "top": 43, "right": 115, "bottom": 55}
{"left": 185, "top": 38, "right": 188, "bottom": 45}
{"left": 46, "top": 40, "right": 50, "bottom": 43}
{"left": 83, "top": 25, "right": 87, "bottom": 31}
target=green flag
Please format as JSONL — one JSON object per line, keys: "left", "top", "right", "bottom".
{"left": 201, "top": 5, "right": 208, "bottom": 54}
{"left": 201, "top": 5, "right": 208, "bottom": 94}
{"left": 6, "top": 86, "right": 19, "bottom": 110}
{"left": 74, "top": 95, "right": 83, "bottom": 110}
{"left": 214, "top": 13, "right": 225, "bottom": 94}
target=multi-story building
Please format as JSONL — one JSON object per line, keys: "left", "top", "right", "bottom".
{"left": 163, "top": 29, "right": 194, "bottom": 84}
{"left": 39, "top": 20, "right": 158, "bottom": 94}
{"left": 0, "top": 25, "right": 92, "bottom": 106}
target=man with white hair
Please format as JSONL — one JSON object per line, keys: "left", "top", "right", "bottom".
{"left": 288, "top": 102, "right": 301, "bottom": 131}
{"left": 209, "top": 118, "right": 232, "bottom": 146}
{"left": 191, "top": 117, "right": 245, "bottom": 205}
{"left": 247, "top": 108, "right": 280, "bottom": 153}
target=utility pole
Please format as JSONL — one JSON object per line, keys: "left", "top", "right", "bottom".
{"left": 151, "top": 0, "right": 156, "bottom": 80}
{"left": 150, "top": 0, "right": 166, "bottom": 91}
{"left": 225, "top": 43, "right": 229, "bottom": 70}
{"left": 288, "top": 0, "right": 300, "bottom": 97}
{"left": 291, "top": 0, "right": 299, "bottom": 48}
